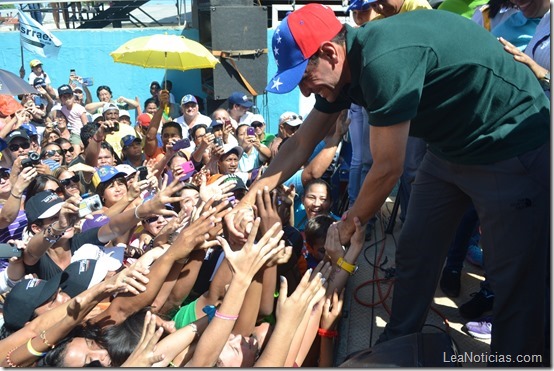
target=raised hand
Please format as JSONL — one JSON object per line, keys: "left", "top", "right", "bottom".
{"left": 121, "top": 311, "right": 165, "bottom": 367}
{"left": 256, "top": 186, "right": 282, "bottom": 235}
{"left": 105, "top": 262, "right": 151, "bottom": 295}
{"left": 219, "top": 218, "right": 284, "bottom": 279}
{"left": 139, "top": 177, "right": 184, "bottom": 219}
{"left": 323, "top": 223, "right": 344, "bottom": 265}
{"left": 199, "top": 174, "right": 236, "bottom": 203}
{"left": 320, "top": 288, "right": 345, "bottom": 331}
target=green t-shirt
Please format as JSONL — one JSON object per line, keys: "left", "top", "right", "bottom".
{"left": 438, "top": 0, "right": 489, "bottom": 19}
{"left": 315, "top": 10, "right": 550, "bottom": 165}
{"left": 261, "top": 133, "right": 276, "bottom": 147}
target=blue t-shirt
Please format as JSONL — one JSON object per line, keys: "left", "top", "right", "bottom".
{"left": 491, "top": 12, "right": 540, "bottom": 51}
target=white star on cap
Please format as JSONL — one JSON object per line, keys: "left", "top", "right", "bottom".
{"left": 271, "top": 78, "right": 283, "bottom": 91}
{"left": 276, "top": 27, "right": 281, "bottom": 34}
{"left": 276, "top": 35, "right": 282, "bottom": 44}
{"left": 274, "top": 46, "right": 279, "bottom": 56}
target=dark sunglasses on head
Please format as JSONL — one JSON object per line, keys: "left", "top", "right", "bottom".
{"left": 62, "top": 146, "right": 74, "bottom": 154}
{"left": 8, "top": 142, "right": 31, "bottom": 152}
{"left": 59, "top": 174, "right": 80, "bottom": 186}
{"left": 284, "top": 114, "right": 301, "bottom": 122}
{"left": 42, "top": 149, "right": 63, "bottom": 158}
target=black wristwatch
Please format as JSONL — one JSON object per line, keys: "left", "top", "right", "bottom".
{"left": 539, "top": 71, "right": 550, "bottom": 90}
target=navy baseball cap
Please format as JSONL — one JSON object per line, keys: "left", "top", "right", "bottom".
{"left": 228, "top": 92, "right": 253, "bottom": 108}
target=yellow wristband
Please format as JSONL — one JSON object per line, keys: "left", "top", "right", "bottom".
{"left": 337, "top": 257, "right": 357, "bottom": 275}
{"left": 27, "top": 338, "right": 46, "bottom": 357}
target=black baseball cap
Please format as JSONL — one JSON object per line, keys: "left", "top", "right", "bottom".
{"left": 58, "top": 84, "right": 73, "bottom": 96}
{"left": 25, "top": 191, "right": 64, "bottom": 225}
{"left": 5, "top": 129, "right": 30, "bottom": 144}
{"left": 3, "top": 274, "right": 66, "bottom": 331}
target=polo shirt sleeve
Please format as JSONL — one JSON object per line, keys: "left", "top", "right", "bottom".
{"left": 361, "top": 47, "right": 431, "bottom": 126}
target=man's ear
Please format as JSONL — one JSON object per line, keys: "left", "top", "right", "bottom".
{"left": 319, "top": 41, "right": 340, "bottom": 64}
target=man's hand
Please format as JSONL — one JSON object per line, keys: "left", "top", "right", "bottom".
{"left": 223, "top": 201, "right": 255, "bottom": 246}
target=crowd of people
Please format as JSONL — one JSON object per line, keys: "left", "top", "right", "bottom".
{"left": 0, "top": 0, "right": 550, "bottom": 367}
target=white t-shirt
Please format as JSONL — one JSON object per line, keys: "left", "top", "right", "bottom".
{"left": 28, "top": 71, "right": 51, "bottom": 85}
{"left": 61, "top": 103, "right": 87, "bottom": 135}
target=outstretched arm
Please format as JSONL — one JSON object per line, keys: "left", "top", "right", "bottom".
{"left": 338, "top": 121, "right": 410, "bottom": 244}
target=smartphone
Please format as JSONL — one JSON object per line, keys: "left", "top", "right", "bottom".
{"left": 0, "top": 243, "right": 22, "bottom": 259}
{"left": 247, "top": 127, "right": 255, "bottom": 136}
{"left": 137, "top": 166, "right": 148, "bottom": 181}
{"left": 82, "top": 77, "right": 94, "bottom": 86}
{"left": 214, "top": 137, "right": 224, "bottom": 147}
{"left": 70, "top": 69, "right": 76, "bottom": 79}
{"left": 33, "top": 95, "right": 42, "bottom": 106}
{"left": 179, "top": 160, "right": 196, "bottom": 181}
{"left": 225, "top": 119, "right": 232, "bottom": 129}
{"left": 172, "top": 138, "right": 191, "bottom": 151}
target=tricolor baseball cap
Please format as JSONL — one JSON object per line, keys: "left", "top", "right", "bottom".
{"left": 266, "top": 4, "right": 343, "bottom": 94}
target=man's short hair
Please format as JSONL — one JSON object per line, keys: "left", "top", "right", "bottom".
{"left": 161, "top": 121, "right": 183, "bottom": 138}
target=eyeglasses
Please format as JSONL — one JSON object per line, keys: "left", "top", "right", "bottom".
{"left": 8, "top": 142, "right": 31, "bottom": 152}
{"left": 59, "top": 174, "right": 80, "bottom": 186}
{"left": 62, "top": 146, "right": 74, "bottom": 154}
{"left": 145, "top": 215, "right": 164, "bottom": 224}
{"left": 43, "top": 149, "right": 63, "bottom": 158}
{"left": 46, "top": 187, "right": 65, "bottom": 198}
{"left": 284, "top": 124, "right": 299, "bottom": 132}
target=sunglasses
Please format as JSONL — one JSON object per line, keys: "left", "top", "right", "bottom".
{"left": 285, "top": 124, "right": 299, "bottom": 132}
{"left": 0, "top": 171, "right": 10, "bottom": 181}
{"left": 145, "top": 215, "right": 165, "bottom": 224}
{"left": 47, "top": 187, "right": 65, "bottom": 198}
{"left": 62, "top": 146, "right": 74, "bottom": 154}
{"left": 251, "top": 122, "right": 264, "bottom": 128}
{"left": 42, "top": 149, "right": 63, "bottom": 158}
{"left": 8, "top": 142, "right": 31, "bottom": 152}
{"left": 59, "top": 174, "right": 80, "bottom": 186}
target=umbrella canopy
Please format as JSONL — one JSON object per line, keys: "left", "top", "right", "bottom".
{"left": 109, "top": 34, "right": 219, "bottom": 71}
{"left": 0, "top": 95, "right": 24, "bottom": 117}
{"left": 0, "top": 69, "right": 39, "bottom": 96}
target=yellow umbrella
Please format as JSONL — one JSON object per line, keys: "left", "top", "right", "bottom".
{"left": 109, "top": 34, "right": 219, "bottom": 71}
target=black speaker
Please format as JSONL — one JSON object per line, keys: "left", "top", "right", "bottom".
{"left": 197, "top": 0, "right": 252, "bottom": 8}
{"left": 198, "top": 5, "right": 268, "bottom": 100}
{"left": 339, "top": 332, "right": 462, "bottom": 367}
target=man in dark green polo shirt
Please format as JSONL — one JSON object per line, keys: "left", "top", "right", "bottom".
{"left": 225, "top": 3, "right": 550, "bottom": 365}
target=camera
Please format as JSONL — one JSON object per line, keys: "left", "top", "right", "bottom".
{"left": 214, "top": 137, "right": 224, "bottom": 147}
{"left": 103, "top": 122, "right": 120, "bottom": 134}
{"left": 78, "top": 194, "right": 103, "bottom": 218}
{"left": 21, "top": 151, "right": 41, "bottom": 168}
{"left": 246, "top": 127, "right": 255, "bottom": 136}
